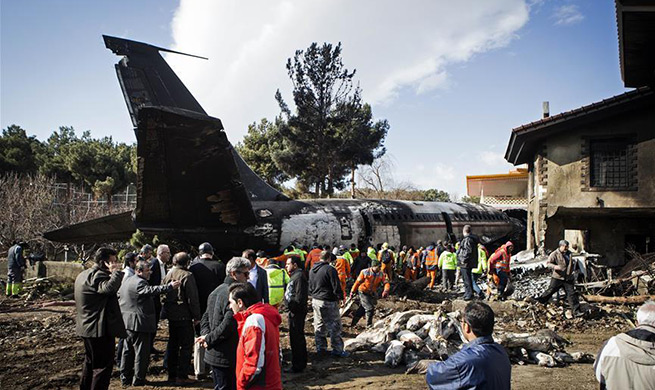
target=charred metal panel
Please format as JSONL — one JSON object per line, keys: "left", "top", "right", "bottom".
{"left": 135, "top": 106, "right": 256, "bottom": 228}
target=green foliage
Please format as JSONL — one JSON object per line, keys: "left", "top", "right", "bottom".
{"left": 0, "top": 125, "right": 44, "bottom": 175}
{"left": 422, "top": 189, "right": 451, "bottom": 202}
{"left": 274, "top": 42, "right": 388, "bottom": 196}
{"left": 1, "top": 125, "right": 137, "bottom": 197}
{"left": 460, "top": 195, "right": 481, "bottom": 204}
{"left": 235, "top": 118, "right": 288, "bottom": 189}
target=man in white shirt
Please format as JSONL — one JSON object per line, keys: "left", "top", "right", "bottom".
{"left": 148, "top": 244, "right": 171, "bottom": 354}
{"left": 242, "top": 249, "right": 269, "bottom": 303}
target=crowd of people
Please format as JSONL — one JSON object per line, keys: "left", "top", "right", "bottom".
{"left": 67, "top": 223, "right": 655, "bottom": 390}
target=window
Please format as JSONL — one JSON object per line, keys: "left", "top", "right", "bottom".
{"left": 590, "top": 138, "right": 636, "bottom": 189}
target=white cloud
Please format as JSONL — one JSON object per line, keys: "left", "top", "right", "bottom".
{"left": 479, "top": 151, "right": 508, "bottom": 166}
{"left": 166, "top": 0, "right": 529, "bottom": 141}
{"left": 553, "top": 5, "right": 584, "bottom": 26}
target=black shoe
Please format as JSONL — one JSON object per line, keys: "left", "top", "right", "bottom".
{"left": 284, "top": 366, "right": 303, "bottom": 374}
{"left": 132, "top": 379, "right": 146, "bottom": 386}
{"left": 463, "top": 296, "right": 473, "bottom": 301}
{"left": 150, "top": 347, "right": 163, "bottom": 355}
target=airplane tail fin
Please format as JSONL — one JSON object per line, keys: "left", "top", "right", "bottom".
{"left": 103, "top": 35, "right": 286, "bottom": 203}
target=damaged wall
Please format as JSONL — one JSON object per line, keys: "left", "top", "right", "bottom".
{"left": 526, "top": 107, "right": 655, "bottom": 266}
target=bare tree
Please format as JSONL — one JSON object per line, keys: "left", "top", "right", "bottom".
{"left": 0, "top": 173, "right": 133, "bottom": 259}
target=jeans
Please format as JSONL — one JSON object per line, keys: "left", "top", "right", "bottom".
{"left": 312, "top": 299, "right": 344, "bottom": 353}
{"left": 497, "top": 270, "right": 509, "bottom": 296}
{"left": 471, "top": 273, "right": 484, "bottom": 296}
{"left": 460, "top": 268, "right": 474, "bottom": 299}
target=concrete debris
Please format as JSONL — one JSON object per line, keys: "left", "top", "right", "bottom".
{"left": 384, "top": 340, "right": 405, "bottom": 367}
{"left": 346, "top": 307, "right": 590, "bottom": 373}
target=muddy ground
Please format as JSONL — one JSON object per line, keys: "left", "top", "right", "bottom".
{"left": 0, "top": 294, "right": 628, "bottom": 390}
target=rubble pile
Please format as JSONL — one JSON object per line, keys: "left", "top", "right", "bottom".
{"left": 508, "top": 266, "right": 551, "bottom": 301}
{"left": 21, "top": 277, "right": 74, "bottom": 301}
{"left": 495, "top": 300, "right": 634, "bottom": 333}
{"left": 343, "top": 308, "right": 593, "bottom": 374}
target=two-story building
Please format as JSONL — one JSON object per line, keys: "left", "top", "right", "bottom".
{"left": 504, "top": 1, "right": 655, "bottom": 266}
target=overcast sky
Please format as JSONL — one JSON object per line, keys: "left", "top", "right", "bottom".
{"left": 1, "top": 0, "right": 626, "bottom": 198}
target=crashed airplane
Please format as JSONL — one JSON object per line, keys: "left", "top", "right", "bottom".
{"left": 44, "top": 35, "right": 524, "bottom": 254}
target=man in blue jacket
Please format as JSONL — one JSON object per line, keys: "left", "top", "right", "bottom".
{"left": 426, "top": 301, "right": 510, "bottom": 390}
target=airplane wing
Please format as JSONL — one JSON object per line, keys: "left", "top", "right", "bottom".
{"left": 43, "top": 211, "right": 135, "bottom": 244}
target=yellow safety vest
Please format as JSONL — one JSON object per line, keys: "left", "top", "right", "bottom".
{"left": 265, "top": 266, "right": 289, "bottom": 306}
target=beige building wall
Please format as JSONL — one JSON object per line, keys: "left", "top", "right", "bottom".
{"left": 526, "top": 108, "right": 655, "bottom": 265}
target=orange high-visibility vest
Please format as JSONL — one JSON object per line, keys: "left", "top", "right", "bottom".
{"left": 425, "top": 249, "right": 439, "bottom": 270}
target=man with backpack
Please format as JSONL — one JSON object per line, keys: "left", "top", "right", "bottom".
{"left": 377, "top": 243, "right": 395, "bottom": 281}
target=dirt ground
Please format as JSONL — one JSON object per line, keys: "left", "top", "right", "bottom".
{"left": 0, "top": 295, "right": 626, "bottom": 390}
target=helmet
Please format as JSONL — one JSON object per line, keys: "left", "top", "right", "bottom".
{"left": 198, "top": 242, "right": 214, "bottom": 255}
{"left": 140, "top": 244, "right": 153, "bottom": 254}
{"left": 337, "top": 245, "right": 347, "bottom": 256}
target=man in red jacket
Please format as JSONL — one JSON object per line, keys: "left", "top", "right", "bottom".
{"left": 228, "top": 283, "right": 282, "bottom": 390}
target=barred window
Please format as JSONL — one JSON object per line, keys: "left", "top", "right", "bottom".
{"left": 590, "top": 138, "right": 635, "bottom": 189}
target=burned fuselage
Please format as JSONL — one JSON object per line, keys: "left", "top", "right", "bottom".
{"left": 44, "top": 35, "right": 523, "bottom": 253}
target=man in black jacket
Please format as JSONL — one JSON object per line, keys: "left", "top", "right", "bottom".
{"left": 196, "top": 257, "right": 252, "bottom": 390}
{"left": 456, "top": 225, "right": 479, "bottom": 301}
{"left": 190, "top": 242, "right": 225, "bottom": 314}
{"left": 74, "top": 247, "right": 126, "bottom": 390}
{"left": 189, "top": 242, "right": 225, "bottom": 379}
{"left": 309, "top": 251, "right": 348, "bottom": 358}
{"left": 284, "top": 256, "right": 309, "bottom": 372}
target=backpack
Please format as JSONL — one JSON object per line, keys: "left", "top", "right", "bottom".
{"left": 380, "top": 250, "right": 393, "bottom": 264}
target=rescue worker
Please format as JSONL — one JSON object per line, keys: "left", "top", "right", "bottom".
{"left": 488, "top": 241, "right": 513, "bottom": 299}
{"left": 404, "top": 247, "right": 419, "bottom": 281}
{"left": 342, "top": 243, "right": 359, "bottom": 265}
{"left": 378, "top": 242, "right": 395, "bottom": 281}
{"left": 304, "top": 244, "right": 323, "bottom": 274}
{"left": 424, "top": 243, "right": 439, "bottom": 289}
{"left": 366, "top": 246, "right": 377, "bottom": 262}
{"left": 349, "top": 259, "right": 390, "bottom": 328}
{"left": 396, "top": 245, "right": 408, "bottom": 276}
{"left": 471, "top": 244, "right": 488, "bottom": 299}
{"left": 6, "top": 241, "right": 28, "bottom": 297}
{"left": 333, "top": 246, "right": 351, "bottom": 301}
{"left": 264, "top": 261, "right": 289, "bottom": 308}
{"left": 439, "top": 244, "right": 457, "bottom": 290}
